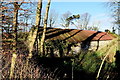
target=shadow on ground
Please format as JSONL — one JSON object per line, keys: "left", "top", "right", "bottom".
{"left": 114, "top": 50, "right": 120, "bottom": 80}
{"left": 32, "top": 55, "right": 96, "bottom": 80}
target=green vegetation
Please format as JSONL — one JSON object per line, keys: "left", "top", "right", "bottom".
{"left": 1, "top": 1, "right": 120, "bottom": 79}
{"left": 2, "top": 31, "right": 120, "bottom": 79}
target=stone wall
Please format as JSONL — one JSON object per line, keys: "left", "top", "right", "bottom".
{"left": 89, "top": 40, "right": 113, "bottom": 51}
{"left": 71, "top": 40, "right": 113, "bottom": 54}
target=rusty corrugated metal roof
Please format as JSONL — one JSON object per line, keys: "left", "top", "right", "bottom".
{"left": 39, "top": 27, "right": 115, "bottom": 43}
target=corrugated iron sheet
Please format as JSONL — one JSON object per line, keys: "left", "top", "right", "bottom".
{"left": 39, "top": 27, "right": 116, "bottom": 43}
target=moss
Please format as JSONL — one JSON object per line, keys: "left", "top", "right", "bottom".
{"left": 81, "top": 52, "right": 101, "bottom": 73}
{"left": 71, "top": 50, "right": 117, "bottom": 74}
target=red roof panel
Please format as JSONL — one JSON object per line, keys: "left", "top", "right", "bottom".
{"left": 39, "top": 27, "right": 115, "bottom": 43}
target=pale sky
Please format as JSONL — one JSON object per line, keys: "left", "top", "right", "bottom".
{"left": 47, "top": 2, "right": 114, "bottom": 32}
{"left": 19, "top": 0, "right": 116, "bottom": 32}
{"left": 25, "top": 0, "right": 111, "bottom": 2}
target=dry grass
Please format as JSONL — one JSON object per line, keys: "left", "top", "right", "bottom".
{"left": 1, "top": 52, "right": 59, "bottom": 79}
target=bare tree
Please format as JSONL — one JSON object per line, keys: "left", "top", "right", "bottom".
{"left": 66, "top": 14, "right": 80, "bottom": 28}
{"left": 75, "top": 13, "right": 91, "bottom": 30}
{"left": 60, "top": 11, "right": 72, "bottom": 28}
{"left": 40, "top": 9, "right": 58, "bottom": 27}
{"left": 27, "top": 0, "right": 42, "bottom": 58}
{"left": 1, "top": 2, "right": 14, "bottom": 33}
{"left": 19, "top": 10, "right": 32, "bottom": 32}
{"left": 83, "top": 13, "right": 91, "bottom": 30}
{"left": 40, "top": 0, "right": 51, "bottom": 56}
{"left": 9, "top": 1, "right": 30, "bottom": 78}
{"left": 10, "top": 2, "right": 20, "bottom": 78}
{"left": 48, "top": 10, "right": 58, "bottom": 27}
{"left": 107, "top": 0, "right": 120, "bottom": 34}
{"left": 89, "top": 21, "right": 100, "bottom": 31}
{"left": 40, "top": 10, "right": 45, "bottom": 26}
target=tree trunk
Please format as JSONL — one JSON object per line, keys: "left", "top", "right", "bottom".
{"left": 40, "top": 0, "right": 51, "bottom": 56}
{"left": 9, "top": 2, "right": 18, "bottom": 79}
{"left": 36, "top": 0, "right": 42, "bottom": 26}
{"left": 27, "top": 0, "right": 42, "bottom": 58}
{"left": 96, "top": 42, "right": 117, "bottom": 80}
{"left": 96, "top": 53, "right": 108, "bottom": 80}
